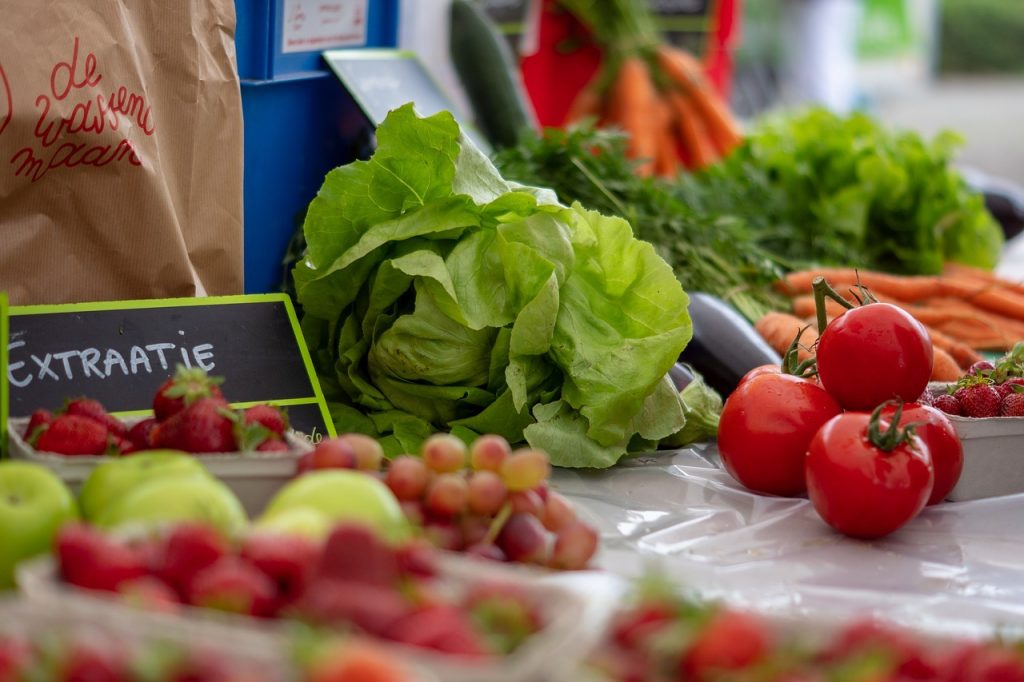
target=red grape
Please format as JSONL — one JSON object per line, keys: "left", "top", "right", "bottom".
{"left": 421, "top": 434, "right": 467, "bottom": 473}
{"left": 423, "top": 521, "right": 463, "bottom": 552}
{"left": 550, "top": 521, "right": 599, "bottom": 570}
{"left": 469, "top": 434, "right": 510, "bottom": 472}
{"left": 460, "top": 515, "right": 491, "bottom": 547}
{"left": 338, "top": 433, "right": 384, "bottom": 471}
{"left": 542, "top": 491, "right": 576, "bottom": 532}
{"left": 497, "top": 513, "right": 547, "bottom": 563}
{"left": 425, "top": 473, "right": 468, "bottom": 518}
{"left": 297, "top": 439, "right": 356, "bottom": 474}
{"left": 399, "top": 501, "right": 425, "bottom": 526}
{"left": 385, "top": 456, "right": 429, "bottom": 501}
{"left": 465, "top": 543, "right": 507, "bottom": 562}
{"left": 509, "top": 490, "right": 544, "bottom": 517}
{"left": 501, "top": 449, "right": 550, "bottom": 492}
{"left": 467, "top": 471, "right": 508, "bottom": 516}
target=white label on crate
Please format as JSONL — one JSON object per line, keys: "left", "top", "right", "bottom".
{"left": 281, "top": 0, "right": 369, "bottom": 54}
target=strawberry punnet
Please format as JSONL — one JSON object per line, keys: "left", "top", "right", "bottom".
{"left": 153, "top": 366, "right": 225, "bottom": 421}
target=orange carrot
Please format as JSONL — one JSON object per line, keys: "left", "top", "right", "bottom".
{"left": 668, "top": 91, "right": 717, "bottom": 170}
{"left": 608, "top": 56, "right": 658, "bottom": 177}
{"left": 931, "top": 348, "right": 961, "bottom": 382}
{"left": 655, "top": 45, "right": 742, "bottom": 155}
{"left": 564, "top": 78, "right": 602, "bottom": 125}
{"left": 942, "top": 263, "right": 1024, "bottom": 297}
{"left": 653, "top": 97, "right": 680, "bottom": 177}
{"left": 775, "top": 270, "right": 939, "bottom": 300}
{"left": 755, "top": 312, "right": 817, "bottom": 363}
{"left": 922, "top": 325, "right": 984, "bottom": 369}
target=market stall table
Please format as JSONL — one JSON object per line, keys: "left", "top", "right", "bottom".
{"left": 555, "top": 444, "right": 1024, "bottom": 639}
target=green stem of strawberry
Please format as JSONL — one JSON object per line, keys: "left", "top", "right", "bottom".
{"left": 812, "top": 276, "right": 856, "bottom": 334}
{"left": 867, "top": 400, "right": 918, "bottom": 453}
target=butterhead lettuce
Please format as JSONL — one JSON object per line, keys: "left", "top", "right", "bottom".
{"left": 296, "top": 105, "right": 692, "bottom": 466}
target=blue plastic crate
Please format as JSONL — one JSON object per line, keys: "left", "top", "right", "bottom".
{"left": 235, "top": 0, "right": 400, "bottom": 294}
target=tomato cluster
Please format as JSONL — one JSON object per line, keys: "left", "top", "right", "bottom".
{"left": 718, "top": 298, "right": 964, "bottom": 539}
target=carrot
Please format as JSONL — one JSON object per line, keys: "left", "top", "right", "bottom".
{"left": 755, "top": 312, "right": 817, "bottom": 363}
{"left": 668, "top": 91, "right": 717, "bottom": 170}
{"left": 931, "top": 348, "right": 961, "bottom": 382}
{"left": 922, "top": 325, "right": 984, "bottom": 369}
{"left": 652, "top": 97, "right": 680, "bottom": 177}
{"left": 931, "top": 319, "right": 1018, "bottom": 351}
{"left": 655, "top": 45, "right": 742, "bottom": 155}
{"left": 775, "top": 269, "right": 939, "bottom": 300}
{"left": 942, "top": 262, "right": 1024, "bottom": 297}
{"left": 607, "top": 56, "right": 658, "bottom": 177}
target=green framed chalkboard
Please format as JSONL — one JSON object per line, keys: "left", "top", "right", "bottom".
{"left": 8, "top": 294, "right": 334, "bottom": 442}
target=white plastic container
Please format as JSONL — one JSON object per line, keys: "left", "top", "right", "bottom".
{"left": 7, "top": 416, "right": 313, "bottom": 515}
{"left": 18, "top": 553, "right": 612, "bottom": 682}
{"left": 926, "top": 383, "right": 1024, "bottom": 502}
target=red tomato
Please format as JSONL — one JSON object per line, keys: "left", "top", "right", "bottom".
{"left": 806, "top": 411, "right": 934, "bottom": 539}
{"left": 881, "top": 403, "right": 964, "bottom": 505}
{"left": 738, "top": 364, "right": 780, "bottom": 386}
{"left": 718, "top": 374, "right": 842, "bottom": 496}
{"left": 816, "top": 303, "right": 932, "bottom": 411}
{"left": 681, "top": 610, "right": 773, "bottom": 682}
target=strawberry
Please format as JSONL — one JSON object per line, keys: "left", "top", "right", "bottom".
{"left": 304, "top": 644, "right": 409, "bottom": 682}
{"left": 60, "top": 644, "right": 127, "bottom": 682}
{"left": 127, "top": 417, "right": 159, "bottom": 450}
{"left": 682, "top": 609, "right": 773, "bottom": 682}
{"left": 156, "top": 524, "right": 228, "bottom": 595}
{"left": 0, "top": 638, "right": 29, "bottom": 681}
{"left": 1001, "top": 393, "right": 1024, "bottom": 417}
{"left": 959, "top": 384, "right": 1001, "bottom": 418}
{"left": 36, "top": 415, "right": 108, "bottom": 455}
{"left": 968, "top": 360, "right": 995, "bottom": 376}
{"left": 316, "top": 524, "right": 400, "bottom": 587}
{"left": 998, "top": 377, "right": 1024, "bottom": 399}
{"left": 65, "top": 398, "right": 128, "bottom": 438}
{"left": 23, "top": 409, "right": 52, "bottom": 445}
{"left": 243, "top": 405, "right": 287, "bottom": 436}
{"left": 384, "top": 605, "right": 489, "bottom": 656}
{"left": 152, "top": 365, "right": 225, "bottom": 421}
{"left": 932, "top": 394, "right": 962, "bottom": 416}
{"left": 300, "top": 580, "right": 411, "bottom": 636}
{"left": 256, "top": 438, "right": 289, "bottom": 453}
{"left": 109, "top": 436, "right": 137, "bottom": 456}
{"left": 151, "top": 398, "right": 236, "bottom": 453}
{"left": 611, "top": 602, "right": 676, "bottom": 649}
{"left": 240, "top": 532, "right": 320, "bottom": 607}
{"left": 57, "top": 524, "right": 148, "bottom": 592}
{"left": 187, "top": 557, "right": 276, "bottom": 617}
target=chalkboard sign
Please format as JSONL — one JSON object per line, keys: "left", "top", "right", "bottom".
{"left": 1, "top": 292, "right": 8, "bottom": 457}
{"left": 322, "top": 48, "right": 490, "bottom": 152}
{"left": 7, "top": 295, "right": 334, "bottom": 442}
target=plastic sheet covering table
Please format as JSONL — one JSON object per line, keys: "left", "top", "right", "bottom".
{"left": 553, "top": 443, "right": 1024, "bottom": 639}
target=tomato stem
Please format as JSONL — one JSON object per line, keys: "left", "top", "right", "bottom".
{"left": 812, "top": 277, "right": 856, "bottom": 333}
{"left": 781, "top": 326, "right": 818, "bottom": 378}
{"left": 867, "top": 400, "right": 918, "bottom": 453}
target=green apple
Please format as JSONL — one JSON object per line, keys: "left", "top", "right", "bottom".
{"left": 94, "top": 475, "right": 247, "bottom": 537}
{"left": 253, "top": 506, "right": 333, "bottom": 541}
{"left": 0, "top": 462, "right": 78, "bottom": 589}
{"left": 259, "top": 470, "right": 409, "bottom": 543}
{"left": 79, "top": 450, "right": 210, "bottom": 521}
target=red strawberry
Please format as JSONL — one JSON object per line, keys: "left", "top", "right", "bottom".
{"left": 151, "top": 398, "right": 236, "bottom": 453}
{"left": 256, "top": 438, "right": 289, "bottom": 453}
{"left": 57, "top": 524, "right": 148, "bottom": 592}
{"left": 611, "top": 602, "right": 676, "bottom": 649}
{"left": 395, "top": 541, "right": 437, "bottom": 579}
{"left": 384, "top": 605, "right": 489, "bottom": 656}
{"left": 240, "top": 532, "right": 320, "bottom": 607}
{"left": 109, "top": 436, "right": 137, "bottom": 456}
{"left": 1001, "top": 393, "right": 1024, "bottom": 417}
{"left": 960, "top": 384, "right": 1001, "bottom": 418}
{"left": 60, "top": 644, "right": 127, "bottom": 682}
{"left": 316, "top": 524, "right": 400, "bottom": 587}
{"left": 0, "top": 638, "right": 29, "bottom": 681}
{"left": 65, "top": 398, "right": 128, "bottom": 438}
{"left": 968, "top": 360, "right": 995, "bottom": 376}
{"left": 153, "top": 366, "right": 225, "bottom": 422}
{"left": 244, "top": 405, "right": 287, "bottom": 436}
{"left": 299, "top": 580, "right": 411, "bottom": 635}
{"left": 932, "top": 394, "right": 962, "bottom": 416}
{"left": 682, "top": 609, "right": 773, "bottom": 682}
{"left": 187, "top": 557, "right": 276, "bottom": 617}
{"left": 127, "top": 417, "right": 159, "bottom": 450}
{"left": 23, "top": 409, "right": 52, "bottom": 445}
{"left": 998, "top": 377, "right": 1024, "bottom": 399}
{"left": 156, "top": 524, "right": 228, "bottom": 595}
{"left": 36, "top": 415, "right": 108, "bottom": 455}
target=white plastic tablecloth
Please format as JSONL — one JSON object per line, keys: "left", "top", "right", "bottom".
{"left": 554, "top": 444, "right": 1024, "bottom": 639}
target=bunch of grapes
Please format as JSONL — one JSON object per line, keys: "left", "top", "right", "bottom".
{"left": 384, "top": 434, "right": 599, "bottom": 570}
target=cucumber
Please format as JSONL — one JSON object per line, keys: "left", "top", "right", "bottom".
{"left": 449, "top": 0, "right": 536, "bottom": 150}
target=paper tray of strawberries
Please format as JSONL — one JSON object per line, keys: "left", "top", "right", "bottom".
{"left": 17, "top": 522, "right": 607, "bottom": 682}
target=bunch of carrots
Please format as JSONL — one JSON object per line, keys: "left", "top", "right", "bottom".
{"left": 559, "top": 0, "right": 743, "bottom": 176}
{"left": 756, "top": 264, "right": 1024, "bottom": 382}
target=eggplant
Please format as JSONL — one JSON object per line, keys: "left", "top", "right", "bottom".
{"left": 679, "top": 292, "right": 781, "bottom": 397}
{"left": 668, "top": 362, "right": 694, "bottom": 391}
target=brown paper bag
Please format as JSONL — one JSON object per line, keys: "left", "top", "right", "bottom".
{"left": 0, "top": 0, "right": 244, "bottom": 305}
